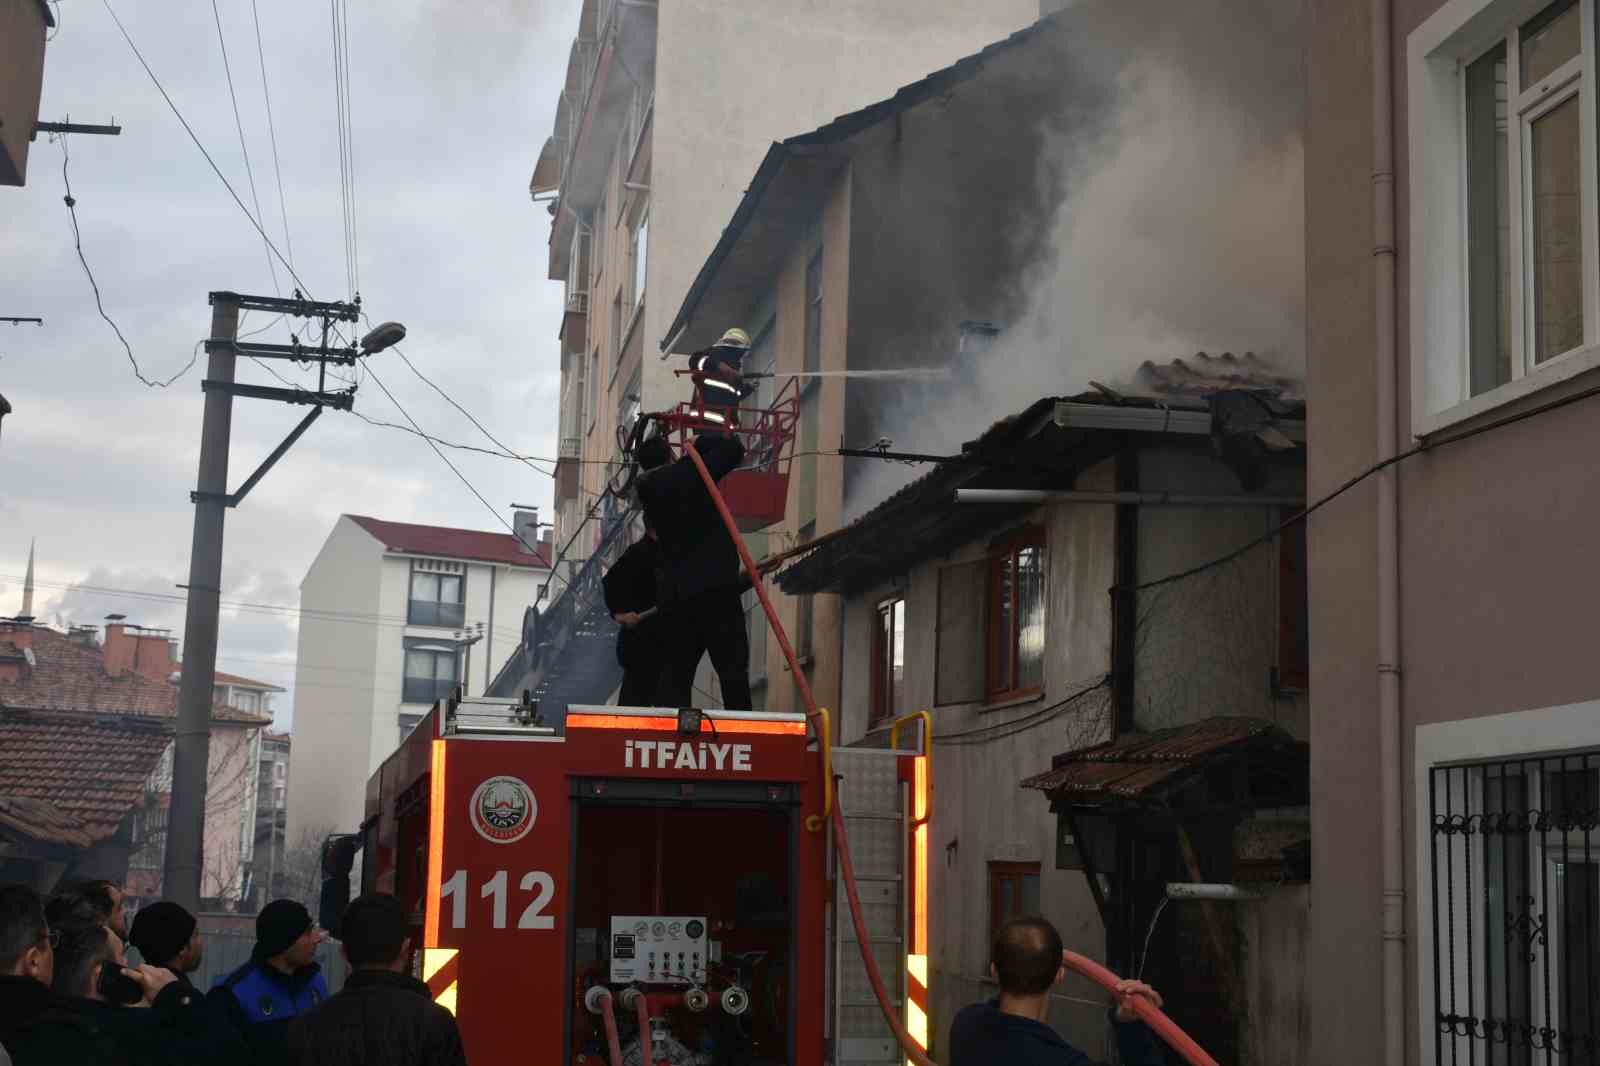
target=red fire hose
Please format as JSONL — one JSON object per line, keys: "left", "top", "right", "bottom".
{"left": 682, "top": 441, "right": 1218, "bottom": 1066}
{"left": 1063, "top": 951, "right": 1219, "bottom": 1066}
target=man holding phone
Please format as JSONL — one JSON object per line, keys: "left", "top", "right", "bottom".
{"left": 6, "top": 916, "right": 178, "bottom": 1065}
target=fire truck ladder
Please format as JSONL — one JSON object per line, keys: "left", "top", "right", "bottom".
{"left": 682, "top": 441, "right": 1219, "bottom": 1066}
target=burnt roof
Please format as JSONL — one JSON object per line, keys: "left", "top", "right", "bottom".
{"left": 776, "top": 371, "right": 1304, "bottom": 596}
{"left": 1020, "top": 715, "right": 1308, "bottom": 811}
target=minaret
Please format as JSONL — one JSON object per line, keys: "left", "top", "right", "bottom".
{"left": 19, "top": 538, "right": 34, "bottom": 618}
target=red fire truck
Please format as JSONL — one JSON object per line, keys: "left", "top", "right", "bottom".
{"left": 348, "top": 693, "right": 929, "bottom": 1066}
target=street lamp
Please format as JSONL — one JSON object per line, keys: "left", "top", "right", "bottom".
{"left": 360, "top": 321, "right": 407, "bottom": 354}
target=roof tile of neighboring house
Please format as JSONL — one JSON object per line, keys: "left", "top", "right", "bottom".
{"left": 0, "top": 709, "right": 173, "bottom": 844}
{"left": 0, "top": 626, "right": 270, "bottom": 725}
{"left": 213, "top": 670, "right": 287, "bottom": 693}
{"left": 348, "top": 515, "right": 551, "bottom": 568}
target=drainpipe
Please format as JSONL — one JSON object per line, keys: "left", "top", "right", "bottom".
{"left": 1371, "top": 0, "right": 1406, "bottom": 1063}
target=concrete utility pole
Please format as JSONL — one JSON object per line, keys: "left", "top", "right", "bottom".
{"left": 165, "top": 295, "right": 239, "bottom": 907}
{"left": 164, "top": 289, "right": 384, "bottom": 909}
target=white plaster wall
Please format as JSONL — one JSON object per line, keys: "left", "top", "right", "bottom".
{"left": 837, "top": 461, "right": 1118, "bottom": 1057}
{"left": 286, "top": 517, "right": 384, "bottom": 848}
{"left": 642, "top": 0, "right": 1039, "bottom": 410}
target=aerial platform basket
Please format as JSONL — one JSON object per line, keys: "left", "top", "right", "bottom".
{"left": 618, "top": 370, "right": 801, "bottom": 533}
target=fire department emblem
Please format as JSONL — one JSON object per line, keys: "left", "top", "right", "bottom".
{"left": 468, "top": 776, "right": 537, "bottom": 844}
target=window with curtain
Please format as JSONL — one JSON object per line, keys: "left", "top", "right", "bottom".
{"left": 402, "top": 638, "right": 459, "bottom": 705}
{"left": 872, "top": 597, "right": 906, "bottom": 726}
{"left": 408, "top": 568, "right": 464, "bottom": 627}
{"left": 987, "top": 527, "right": 1046, "bottom": 701}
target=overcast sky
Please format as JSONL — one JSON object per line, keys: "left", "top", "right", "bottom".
{"left": 1, "top": 0, "right": 579, "bottom": 728}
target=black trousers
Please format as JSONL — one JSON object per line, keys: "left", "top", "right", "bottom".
{"left": 618, "top": 661, "right": 664, "bottom": 707}
{"left": 657, "top": 590, "right": 752, "bottom": 711}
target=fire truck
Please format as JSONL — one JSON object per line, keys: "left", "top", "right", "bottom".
{"left": 340, "top": 693, "right": 929, "bottom": 1066}
{"left": 321, "top": 356, "right": 1214, "bottom": 1066}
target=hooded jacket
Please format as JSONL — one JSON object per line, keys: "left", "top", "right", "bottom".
{"left": 947, "top": 998, "right": 1163, "bottom": 1066}
{"left": 286, "top": 969, "right": 466, "bottom": 1066}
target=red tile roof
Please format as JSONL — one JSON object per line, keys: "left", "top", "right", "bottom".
{"left": 348, "top": 515, "right": 551, "bottom": 568}
{"left": 0, "top": 709, "right": 172, "bottom": 845}
{"left": 0, "top": 626, "right": 270, "bottom": 725}
{"left": 213, "top": 670, "right": 286, "bottom": 693}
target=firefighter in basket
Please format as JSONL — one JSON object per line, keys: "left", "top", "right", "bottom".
{"left": 688, "top": 327, "right": 755, "bottom": 428}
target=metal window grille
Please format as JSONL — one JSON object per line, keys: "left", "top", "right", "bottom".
{"left": 1430, "top": 751, "right": 1600, "bottom": 1064}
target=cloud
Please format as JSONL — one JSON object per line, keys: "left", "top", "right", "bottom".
{"left": 0, "top": 0, "right": 580, "bottom": 727}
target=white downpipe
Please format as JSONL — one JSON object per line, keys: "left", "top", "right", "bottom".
{"left": 1372, "top": 0, "right": 1406, "bottom": 1063}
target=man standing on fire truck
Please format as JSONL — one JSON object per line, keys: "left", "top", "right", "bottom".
{"left": 634, "top": 419, "right": 752, "bottom": 711}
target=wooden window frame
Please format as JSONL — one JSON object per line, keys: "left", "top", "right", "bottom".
{"left": 986, "top": 526, "right": 1046, "bottom": 703}
{"left": 871, "top": 596, "right": 905, "bottom": 727}
{"left": 988, "top": 861, "right": 1042, "bottom": 943}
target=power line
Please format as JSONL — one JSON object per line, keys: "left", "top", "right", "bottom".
{"left": 249, "top": 0, "right": 296, "bottom": 275}
{"left": 99, "top": 0, "right": 313, "bottom": 296}
{"left": 329, "top": 0, "right": 354, "bottom": 297}
{"left": 362, "top": 363, "right": 546, "bottom": 556}
{"left": 933, "top": 676, "right": 1110, "bottom": 745}
{"left": 210, "top": 0, "right": 279, "bottom": 294}
{"left": 58, "top": 136, "right": 197, "bottom": 389}
{"left": 339, "top": 0, "right": 359, "bottom": 295}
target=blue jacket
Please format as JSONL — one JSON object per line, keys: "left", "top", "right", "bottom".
{"left": 214, "top": 960, "right": 327, "bottom": 1065}
{"left": 948, "top": 999, "right": 1164, "bottom": 1066}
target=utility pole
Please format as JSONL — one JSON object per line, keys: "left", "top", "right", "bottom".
{"left": 164, "top": 290, "right": 397, "bottom": 909}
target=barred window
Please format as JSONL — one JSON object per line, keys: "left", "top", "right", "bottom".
{"left": 1430, "top": 751, "right": 1600, "bottom": 1063}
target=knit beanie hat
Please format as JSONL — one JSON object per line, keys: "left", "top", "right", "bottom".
{"left": 128, "top": 901, "right": 197, "bottom": 967}
{"left": 254, "top": 899, "right": 313, "bottom": 961}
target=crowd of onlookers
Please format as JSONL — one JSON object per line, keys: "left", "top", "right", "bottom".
{"left": 0, "top": 879, "right": 465, "bottom": 1066}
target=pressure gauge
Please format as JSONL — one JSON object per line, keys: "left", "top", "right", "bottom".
{"left": 652, "top": 921, "right": 667, "bottom": 939}
{"left": 685, "top": 920, "right": 705, "bottom": 939}
{"left": 668, "top": 922, "right": 683, "bottom": 938}
{"left": 634, "top": 921, "right": 650, "bottom": 938}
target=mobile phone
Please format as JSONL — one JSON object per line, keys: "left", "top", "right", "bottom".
{"left": 97, "top": 963, "right": 145, "bottom": 1005}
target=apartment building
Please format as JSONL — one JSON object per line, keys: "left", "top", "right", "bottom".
{"left": 1307, "top": 0, "right": 1600, "bottom": 1063}
{"left": 286, "top": 515, "right": 550, "bottom": 848}
{"left": 533, "top": 0, "right": 1038, "bottom": 566}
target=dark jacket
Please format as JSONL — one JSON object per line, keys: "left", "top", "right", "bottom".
{"left": 947, "top": 999, "right": 1163, "bottom": 1066}
{"left": 286, "top": 969, "right": 466, "bottom": 1066}
{"left": 602, "top": 535, "right": 666, "bottom": 667}
{"left": 636, "top": 433, "right": 746, "bottom": 605}
{"left": 0, "top": 975, "right": 52, "bottom": 1059}
{"left": 215, "top": 960, "right": 328, "bottom": 1065}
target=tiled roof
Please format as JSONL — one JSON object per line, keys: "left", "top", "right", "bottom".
{"left": 1020, "top": 716, "right": 1307, "bottom": 808}
{"left": 213, "top": 670, "right": 286, "bottom": 693}
{"left": 0, "top": 709, "right": 172, "bottom": 844}
{"left": 0, "top": 627, "right": 270, "bottom": 725}
{"left": 0, "top": 796, "right": 95, "bottom": 849}
{"left": 348, "top": 515, "right": 551, "bottom": 568}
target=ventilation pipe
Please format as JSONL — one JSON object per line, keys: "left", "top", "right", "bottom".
{"left": 1371, "top": 0, "right": 1407, "bottom": 1063}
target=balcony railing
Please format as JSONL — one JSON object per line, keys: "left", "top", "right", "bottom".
{"left": 566, "top": 290, "right": 589, "bottom": 315}
{"left": 559, "top": 436, "right": 582, "bottom": 459}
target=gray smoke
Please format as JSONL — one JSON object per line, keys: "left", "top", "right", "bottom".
{"left": 847, "top": 0, "right": 1304, "bottom": 517}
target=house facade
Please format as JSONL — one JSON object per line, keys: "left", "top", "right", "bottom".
{"left": 534, "top": 0, "right": 1037, "bottom": 592}
{"left": 286, "top": 514, "right": 550, "bottom": 850}
{"left": 1307, "top": 0, "right": 1600, "bottom": 1063}
{"left": 250, "top": 730, "right": 290, "bottom": 911}
{"left": 778, "top": 385, "right": 1310, "bottom": 1063}
{"left": 0, "top": 620, "right": 269, "bottom": 903}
